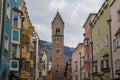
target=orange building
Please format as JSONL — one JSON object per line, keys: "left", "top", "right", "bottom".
{"left": 19, "top": 0, "right": 35, "bottom": 80}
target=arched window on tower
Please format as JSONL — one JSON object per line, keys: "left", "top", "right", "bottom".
{"left": 56, "top": 28, "right": 60, "bottom": 35}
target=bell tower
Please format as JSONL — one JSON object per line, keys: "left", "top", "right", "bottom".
{"left": 51, "top": 12, "right": 64, "bottom": 80}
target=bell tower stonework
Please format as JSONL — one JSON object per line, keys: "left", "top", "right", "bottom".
{"left": 51, "top": 12, "right": 64, "bottom": 80}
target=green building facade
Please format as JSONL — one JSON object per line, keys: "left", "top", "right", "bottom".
{"left": 91, "top": 0, "right": 114, "bottom": 80}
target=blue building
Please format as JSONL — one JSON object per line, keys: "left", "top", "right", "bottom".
{"left": 0, "top": 0, "right": 22, "bottom": 80}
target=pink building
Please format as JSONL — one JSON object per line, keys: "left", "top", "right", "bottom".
{"left": 72, "top": 43, "right": 84, "bottom": 80}
{"left": 110, "top": 0, "right": 120, "bottom": 79}
{"left": 83, "top": 13, "right": 96, "bottom": 80}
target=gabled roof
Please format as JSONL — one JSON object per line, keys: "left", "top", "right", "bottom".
{"left": 83, "top": 13, "right": 96, "bottom": 28}
{"left": 52, "top": 12, "right": 64, "bottom": 24}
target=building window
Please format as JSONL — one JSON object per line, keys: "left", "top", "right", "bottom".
{"left": 118, "top": 10, "right": 120, "bottom": 21}
{"left": 21, "top": 59, "right": 26, "bottom": 69}
{"left": 81, "top": 60, "right": 84, "bottom": 68}
{"left": 101, "top": 60, "right": 109, "bottom": 69}
{"left": 113, "top": 35, "right": 120, "bottom": 49}
{"left": 6, "top": 1, "right": 10, "bottom": 19}
{"left": 11, "top": 44, "right": 20, "bottom": 58}
{"left": 26, "top": 61, "right": 30, "bottom": 72}
{"left": 115, "top": 59, "right": 120, "bottom": 69}
{"left": 13, "top": 15, "right": 18, "bottom": 27}
{"left": 85, "top": 71, "right": 89, "bottom": 78}
{"left": 12, "top": 29, "right": 20, "bottom": 42}
{"left": 84, "top": 39, "right": 89, "bottom": 46}
{"left": 75, "top": 65, "right": 78, "bottom": 72}
{"left": 12, "top": 12, "right": 21, "bottom": 28}
{"left": 56, "top": 28, "right": 60, "bottom": 35}
{"left": 105, "top": 34, "right": 109, "bottom": 46}
{"left": 93, "top": 65, "right": 97, "bottom": 73}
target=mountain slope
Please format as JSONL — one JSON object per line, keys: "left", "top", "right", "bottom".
{"left": 40, "top": 40, "right": 74, "bottom": 64}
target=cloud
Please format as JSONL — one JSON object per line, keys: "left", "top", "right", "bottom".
{"left": 25, "top": 0, "right": 104, "bottom": 47}
{"left": 49, "top": 0, "right": 66, "bottom": 10}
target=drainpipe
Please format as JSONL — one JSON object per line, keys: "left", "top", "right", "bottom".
{"left": 0, "top": 0, "right": 5, "bottom": 66}
{"left": 107, "top": 19, "right": 114, "bottom": 79}
{"left": 90, "top": 23, "right": 94, "bottom": 80}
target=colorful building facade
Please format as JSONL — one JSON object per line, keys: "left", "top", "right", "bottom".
{"left": 91, "top": 0, "right": 114, "bottom": 80}
{"left": 72, "top": 43, "right": 83, "bottom": 80}
{"left": 80, "top": 44, "right": 85, "bottom": 80}
{"left": 83, "top": 13, "right": 96, "bottom": 80}
{"left": 9, "top": 0, "right": 23, "bottom": 79}
{"left": 0, "top": 0, "right": 22, "bottom": 79}
{"left": 110, "top": 0, "right": 120, "bottom": 79}
{"left": 19, "top": 0, "right": 35, "bottom": 80}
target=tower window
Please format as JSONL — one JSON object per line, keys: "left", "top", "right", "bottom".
{"left": 56, "top": 28, "right": 60, "bottom": 35}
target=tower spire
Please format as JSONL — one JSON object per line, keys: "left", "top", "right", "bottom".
{"left": 57, "top": 9, "right": 59, "bottom": 13}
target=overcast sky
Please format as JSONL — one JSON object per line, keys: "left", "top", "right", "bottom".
{"left": 25, "top": 0, "right": 105, "bottom": 47}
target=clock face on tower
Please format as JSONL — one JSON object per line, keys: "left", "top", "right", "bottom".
{"left": 55, "top": 48, "right": 61, "bottom": 54}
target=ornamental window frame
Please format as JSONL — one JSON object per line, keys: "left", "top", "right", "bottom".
{"left": 12, "top": 29, "right": 20, "bottom": 43}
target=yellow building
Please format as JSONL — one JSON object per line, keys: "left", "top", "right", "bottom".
{"left": 80, "top": 44, "right": 85, "bottom": 80}
{"left": 19, "top": 0, "right": 35, "bottom": 80}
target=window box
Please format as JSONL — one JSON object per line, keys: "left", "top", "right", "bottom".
{"left": 115, "top": 69, "right": 120, "bottom": 75}
{"left": 92, "top": 72, "right": 98, "bottom": 76}
{"left": 101, "top": 68, "right": 110, "bottom": 73}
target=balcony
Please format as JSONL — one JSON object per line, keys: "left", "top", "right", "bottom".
{"left": 101, "top": 67, "right": 110, "bottom": 73}
{"left": 92, "top": 72, "right": 98, "bottom": 76}
{"left": 115, "top": 69, "right": 120, "bottom": 75}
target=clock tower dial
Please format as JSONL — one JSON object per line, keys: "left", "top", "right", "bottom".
{"left": 51, "top": 12, "right": 64, "bottom": 80}
{"left": 55, "top": 48, "right": 61, "bottom": 54}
